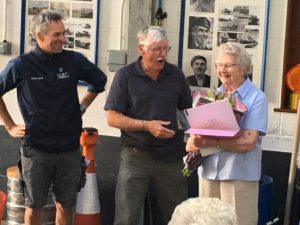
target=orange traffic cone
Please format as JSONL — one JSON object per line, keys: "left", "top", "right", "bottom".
{"left": 74, "top": 127, "right": 101, "bottom": 225}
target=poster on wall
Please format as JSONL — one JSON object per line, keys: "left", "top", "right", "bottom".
{"left": 21, "top": 0, "right": 99, "bottom": 64}
{"left": 180, "top": 0, "right": 269, "bottom": 90}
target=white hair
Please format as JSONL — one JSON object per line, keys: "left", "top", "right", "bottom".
{"left": 218, "top": 42, "right": 252, "bottom": 75}
{"left": 168, "top": 197, "right": 237, "bottom": 225}
{"left": 136, "top": 26, "right": 167, "bottom": 46}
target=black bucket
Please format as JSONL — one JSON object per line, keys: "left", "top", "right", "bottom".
{"left": 6, "top": 166, "right": 56, "bottom": 225}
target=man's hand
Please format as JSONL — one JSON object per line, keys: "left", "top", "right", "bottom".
{"left": 0, "top": 97, "right": 25, "bottom": 138}
{"left": 6, "top": 124, "right": 26, "bottom": 138}
{"left": 145, "top": 120, "right": 175, "bottom": 139}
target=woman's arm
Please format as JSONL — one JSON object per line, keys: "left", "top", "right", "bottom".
{"left": 186, "top": 129, "right": 259, "bottom": 153}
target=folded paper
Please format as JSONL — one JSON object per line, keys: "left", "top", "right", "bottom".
{"left": 184, "top": 99, "right": 240, "bottom": 137}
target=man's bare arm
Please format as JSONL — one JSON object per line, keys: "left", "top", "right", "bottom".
{"left": 186, "top": 129, "right": 259, "bottom": 153}
{"left": 0, "top": 97, "right": 25, "bottom": 137}
{"left": 107, "top": 110, "right": 175, "bottom": 139}
{"left": 79, "top": 91, "right": 99, "bottom": 115}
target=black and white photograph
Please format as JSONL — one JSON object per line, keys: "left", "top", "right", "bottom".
{"left": 64, "top": 36, "right": 74, "bottom": 49}
{"left": 28, "top": 1, "right": 48, "bottom": 15}
{"left": 72, "top": 3, "right": 93, "bottom": 19}
{"left": 181, "top": 0, "right": 269, "bottom": 89}
{"left": 83, "top": 22, "right": 91, "bottom": 29}
{"left": 65, "top": 26, "right": 74, "bottom": 36}
{"left": 185, "top": 54, "right": 212, "bottom": 88}
{"left": 75, "top": 30, "right": 91, "bottom": 39}
{"left": 75, "top": 40, "right": 90, "bottom": 50}
{"left": 28, "top": 31, "right": 36, "bottom": 46}
{"left": 217, "top": 5, "right": 260, "bottom": 49}
{"left": 238, "top": 30, "right": 258, "bottom": 49}
{"left": 190, "top": 0, "right": 215, "bottom": 13}
{"left": 247, "top": 6, "right": 260, "bottom": 26}
{"left": 188, "top": 16, "right": 214, "bottom": 50}
{"left": 50, "top": 2, "right": 71, "bottom": 18}
{"left": 217, "top": 31, "right": 257, "bottom": 49}
{"left": 22, "top": 0, "right": 99, "bottom": 63}
{"left": 218, "top": 6, "right": 249, "bottom": 32}
{"left": 217, "top": 31, "right": 236, "bottom": 45}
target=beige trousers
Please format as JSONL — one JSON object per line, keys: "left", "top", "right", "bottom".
{"left": 200, "top": 177, "right": 259, "bottom": 225}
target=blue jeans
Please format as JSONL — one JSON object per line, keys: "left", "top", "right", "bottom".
{"left": 114, "top": 145, "right": 187, "bottom": 225}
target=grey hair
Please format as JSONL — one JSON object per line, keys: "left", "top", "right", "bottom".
{"left": 218, "top": 42, "right": 252, "bottom": 74}
{"left": 31, "top": 10, "right": 64, "bottom": 36}
{"left": 168, "top": 197, "right": 237, "bottom": 225}
{"left": 136, "top": 26, "right": 167, "bottom": 46}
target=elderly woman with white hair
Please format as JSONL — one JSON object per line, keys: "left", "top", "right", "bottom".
{"left": 168, "top": 197, "right": 237, "bottom": 225}
{"left": 186, "top": 42, "right": 268, "bottom": 225}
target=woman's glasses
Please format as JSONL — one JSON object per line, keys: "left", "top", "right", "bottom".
{"left": 215, "top": 63, "right": 238, "bottom": 70}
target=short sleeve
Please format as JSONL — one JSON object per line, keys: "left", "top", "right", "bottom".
{"left": 242, "top": 92, "right": 268, "bottom": 135}
{"left": 177, "top": 70, "right": 193, "bottom": 110}
{"left": 104, "top": 69, "right": 128, "bottom": 113}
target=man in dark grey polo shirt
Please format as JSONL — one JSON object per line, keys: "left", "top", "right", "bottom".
{"left": 104, "top": 26, "right": 192, "bottom": 225}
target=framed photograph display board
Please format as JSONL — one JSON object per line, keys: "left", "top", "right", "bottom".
{"left": 179, "top": 0, "right": 269, "bottom": 90}
{"left": 20, "top": 0, "right": 100, "bottom": 64}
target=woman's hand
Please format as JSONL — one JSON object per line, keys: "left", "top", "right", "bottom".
{"left": 186, "top": 134, "right": 219, "bottom": 152}
{"left": 186, "top": 134, "right": 201, "bottom": 152}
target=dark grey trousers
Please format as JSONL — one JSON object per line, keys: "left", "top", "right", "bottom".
{"left": 114, "top": 146, "right": 187, "bottom": 225}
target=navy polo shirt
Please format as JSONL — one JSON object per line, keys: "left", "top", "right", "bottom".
{"left": 104, "top": 57, "right": 192, "bottom": 161}
{"left": 0, "top": 46, "right": 107, "bottom": 152}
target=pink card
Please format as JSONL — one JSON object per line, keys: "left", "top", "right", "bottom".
{"left": 184, "top": 99, "right": 240, "bottom": 137}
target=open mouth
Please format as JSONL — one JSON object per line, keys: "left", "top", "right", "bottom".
{"left": 220, "top": 73, "right": 231, "bottom": 79}
{"left": 157, "top": 59, "right": 164, "bottom": 63}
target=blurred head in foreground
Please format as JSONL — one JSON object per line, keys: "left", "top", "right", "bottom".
{"left": 168, "top": 197, "right": 237, "bottom": 225}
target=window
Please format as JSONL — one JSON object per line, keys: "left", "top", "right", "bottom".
{"left": 274, "top": 0, "right": 300, "bottom": 113}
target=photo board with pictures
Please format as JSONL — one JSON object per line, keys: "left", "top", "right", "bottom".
{"left": 21, "top": 0, "right": 100, "bottom": 64}
{"left": 179, "top": 0, "right": 269, "bottom": 90}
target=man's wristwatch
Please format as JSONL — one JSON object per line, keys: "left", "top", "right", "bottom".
{"left": 80, "top": 104, "right": 86, "bottom": 115}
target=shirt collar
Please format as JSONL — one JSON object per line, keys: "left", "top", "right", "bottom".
{"left": 32, "top": 45, "right": 64, "bottom": 62}
{"left": 133, "top": 56, "right": 172, "bottom": 79}
{"left": 218, "top": 77, "right": 252, "bottom": 99}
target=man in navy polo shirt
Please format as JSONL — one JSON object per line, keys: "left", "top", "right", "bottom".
{"left": 0, "top": 10, "right": 107, "bottom": 225}
{"left": 104, "top": 26, "right": 192, "bottom": 225}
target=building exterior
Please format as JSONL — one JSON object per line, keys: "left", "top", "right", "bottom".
{"left": 0, "top": 1, "right": 297, "bottom": 224}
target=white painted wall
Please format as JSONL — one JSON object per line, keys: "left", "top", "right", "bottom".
{"left": 0, "top": 0, "right": 295, "bottom": 153}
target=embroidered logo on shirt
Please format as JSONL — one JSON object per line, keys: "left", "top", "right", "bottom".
{"left": 57, "top": 67, "right": 70, "bottom": 79}
{"left": 30, "top": 76, "right": 44, "bottom": 80}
